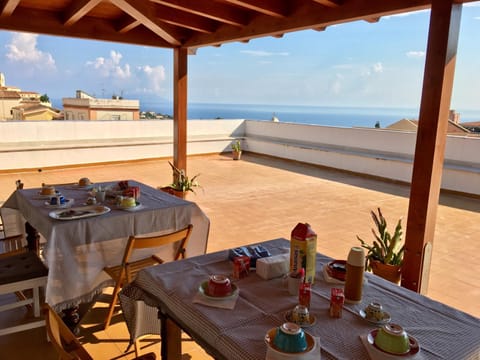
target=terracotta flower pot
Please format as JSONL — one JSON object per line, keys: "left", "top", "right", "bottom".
{"left": 232, "top": 150, "right": 242, "bottom": 160}
{"left": 370, "top": 260, "right": 402, "bottom": 284}
{"left": 159, "top": 186, "right": 188, "bottom": 199}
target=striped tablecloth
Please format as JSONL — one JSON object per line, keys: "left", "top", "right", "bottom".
{"left": 120, "top": 239, "right": 480, "bottom": 360}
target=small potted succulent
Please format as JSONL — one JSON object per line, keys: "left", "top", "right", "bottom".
{"left": 160, "top": 161, "right": 200, "bottom": 199}
{"left": 231, "top": 140, "right": 242, "bottom": 160}
{"left": 356, "top": 208, "right": 404, "bottom": 284}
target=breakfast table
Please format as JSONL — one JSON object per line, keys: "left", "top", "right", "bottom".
{"left": 119, "top": 238, "right": 480, "bottom": 360}
{"left": 1, "top": 180, "right": 210, "bottom": 311}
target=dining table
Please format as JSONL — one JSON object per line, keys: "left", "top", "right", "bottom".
{"left": 1, "top": 180, "right": 210, "bottom": 312}
{"left": 119, "top": 238, "right": 480, "bottom": 360}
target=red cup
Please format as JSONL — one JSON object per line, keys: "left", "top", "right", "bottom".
{"left": 207, "top": 275, "right": 232, "bottom": 297}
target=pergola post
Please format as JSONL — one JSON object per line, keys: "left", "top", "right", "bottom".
{"left": 402, "top": 0, "right": 462, "bottom": 293}
{"left": 173, "top": 47, "right": 188, "bottom": 174}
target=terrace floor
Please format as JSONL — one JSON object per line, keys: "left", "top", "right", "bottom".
{"left": 0, "top": 152, "right": 479, "bottom": 359}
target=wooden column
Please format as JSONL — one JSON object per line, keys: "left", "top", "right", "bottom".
{"left": 402, "top": 0, "right": 462, "bottom": 293}
{"left": 173, "top": 47, "right": 188, "bottom": 173}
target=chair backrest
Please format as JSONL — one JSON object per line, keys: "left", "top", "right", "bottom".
{"left": 0, "top": 235, "right": 26, "bottom": 257}
{"left": 44, "top": 304, "right": 93, "bottom": 360}
{"left": 122, "top": 224, "right": 193, "bottom": 282}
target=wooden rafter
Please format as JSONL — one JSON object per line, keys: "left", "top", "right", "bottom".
{"left": 115, "top": 16, "right": 141, "bottom": 33}
{"left": 152, "top": 0, "right": 249, "bottom": 27}
{"left": 185, "top": 0, "right": 431, "bottom": 47}
{"left": 223, "top": 0, "right": 289, "bottom": 18}
{"left": 312, "top": 0, "right": 343, "bottom": 8}
{"left": 0, "top": 0, "right": 20, "bottom": 17}
{"left": 155, "top": 4, "right": 217, "bottom": 33}
{"left": 63, "top": 0, "right": 102, "bottom": 26}
{"left": 110, "top": 0, "right": 182, "bottom": 46}
{"left": 0, "top": 7, "right": 173, "bottom": 48}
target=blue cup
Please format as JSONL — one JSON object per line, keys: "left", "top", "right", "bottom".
{"left": 273, "top": 322, "right": 307, "bottom": 353}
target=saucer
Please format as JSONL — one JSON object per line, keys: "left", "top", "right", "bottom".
{"left": 117, "top": 201, "right": 142, "bottom": 211}
{"left": 44, "top": 198, "right": 74, "bottom": 208}
{"left": 367, "top": 329, "right": 420, "bottom": 357}
{"left": 284, "top": 310, "right": 317, "bottom": 327}
{"left": 198, "top": 281, "right": 239, "bottom": 300}
{"left": 359, "top": 309, "right": 391, "bottom": 325}
{"left": 265, "top": 327, "right": 315, "bottom": 354}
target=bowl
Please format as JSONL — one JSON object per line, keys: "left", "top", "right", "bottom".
{"left": 207, "top": 274, "right": 232, "bottom": 297}
{"left": 272, "top": 322, "right": 308, "bottom": 353}
{"left": 327, "top": 260, "right": 347, "bottom": 281}
{"left": 374, "top": 323, "right": 411, "bottom": 355}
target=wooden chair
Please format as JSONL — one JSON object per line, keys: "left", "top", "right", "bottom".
{"left": 44, "top": 304, "right": 156, "bottom": 360}
{"left": 103, "top": 224, "right": 193, "bottom": 330}
{"left": 0, "top": 249, "right": 48, "bottom": 336}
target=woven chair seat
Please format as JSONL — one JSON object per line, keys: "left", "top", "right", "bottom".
{"left": 0, "top": 251, "right": 48, "bottom": 285}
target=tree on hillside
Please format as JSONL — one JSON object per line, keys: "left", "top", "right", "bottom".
{"left": 40, "top": 94, "right": 50, "bottom": 102}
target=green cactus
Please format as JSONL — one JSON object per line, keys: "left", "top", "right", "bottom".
{"left": 357, "top": 208, "right": 404, "bottom": 270}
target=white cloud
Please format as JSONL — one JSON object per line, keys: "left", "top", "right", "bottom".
{"left": 474, "top": 16, "right": 480, "bottom": 20}
{"left": 5, "top": 33, "right": 55, "bottom": 70}
{"left": 406, "top": 51, "right": 425, "bottom": 58}
{"left": 139, "top": 65, "right": 166, "bottom": 93}
{"left": 240, "top": 50, "right": 289, "bottom": 57}
{"left": 86, "top": 50, "right": 131, "bottom": 79}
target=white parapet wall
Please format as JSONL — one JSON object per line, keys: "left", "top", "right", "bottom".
{"left": 0, "top": 119, "right": 478, "bottom": 196}
{"left": 244, "top": 120, "right": 480, "bottom": 196}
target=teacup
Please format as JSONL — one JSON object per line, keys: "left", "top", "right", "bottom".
{"left": 374, "top": 323, "right": 410, "bottom": 354}
{"left": 273, "top": 322, "right": 308, "bottom": 353}
{"left": 50, "top": 195, "right": 65, "bottom": 206}
{"left": 207, "top": 274, "right": 232, "bottom": 297}
{"left": 291, "top": 304, "right": 310, "bottom": 325}
{"left": 365, "top": 302, "right": 384, "bottom": 321}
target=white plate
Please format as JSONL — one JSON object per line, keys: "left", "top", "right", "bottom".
{"left": 284, "top": 310, "right": 317, "bottom": 327}
{"left": 359, "top": 309, "right": 391, "bottom": 325}
{"left": 117, "top": 201, "right": 142, "bottom": 211}
{"left": 35, "top": 191, "right": 61, "bottom": 199}
{"left": 44, "top": 198, "right": 74, "bottom": 209}
{"left": 198, "top": 281, "right": 239, "bottom": 301}
{"left": 367, "top": 329, "right": 420, "bottom": 357}
{"left": 49, "top": 205, "right": 110, "bottom": 220}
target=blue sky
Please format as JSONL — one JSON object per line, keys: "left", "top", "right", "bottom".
{"left": 0, "top": 3, "right": 478, "bottom": 113}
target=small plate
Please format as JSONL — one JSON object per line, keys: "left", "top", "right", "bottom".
{"left": 265, "top": 327, "right": 315, "bottom": 354}
{"left": 359, "top": 309, "right": 391, "bottom": 325}
{"left": 198, "top": 281, "right": 239, "bottom": 300}
{"left": 117, "top": 201, "right": 142, "bottom": 211}
{"left": 49, "top": 205, "right": 110, "bottom": 220}
{"left": 35, "top": 190, "right": 61, "bottom": 199}
{"left": 284, "top": 310, "right": 317, "bottom": 327}
{"left": 44, "top": 198, "right": 74, "bottom": 209}
{"left": 367, "top": 329, "right": 420, "bottom": 357}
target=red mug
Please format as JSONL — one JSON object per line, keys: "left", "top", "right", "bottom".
{"left": 207, "top": 275, "right": 232, "bottom": 297}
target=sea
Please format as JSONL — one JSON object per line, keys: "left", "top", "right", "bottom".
{"left": 142, "top": 102, "right": 480, "bottom": 128}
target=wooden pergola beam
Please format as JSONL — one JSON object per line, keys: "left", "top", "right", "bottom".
{"left": 402, "top": 0, "right": 462, "bottom": 293}
{"left": 173, "top": 48, "right": 188, "bottom": 174}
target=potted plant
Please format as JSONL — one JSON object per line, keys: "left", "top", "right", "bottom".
{"left": 356, "top": 208, "right": 404, "bottom": 284}
{"left": 160, "top": 161, "right": 200, "bottom": 199}
{"left": 231, "top": 140, "right": 242, "bottom": 160}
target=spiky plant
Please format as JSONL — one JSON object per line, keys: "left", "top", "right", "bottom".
{"left": 357, "top": 208, "right": 404, "bottom": 270}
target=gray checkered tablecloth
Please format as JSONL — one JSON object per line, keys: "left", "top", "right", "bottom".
{"left": 120, "top": 239, "right": 480, "bottom": 360}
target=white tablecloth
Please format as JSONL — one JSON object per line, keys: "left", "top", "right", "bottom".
{"left": 2, "top": 180, "right": 210, "bottom": 310}
{"left": 120, "top": 239, "right": 480, "bottom": 360}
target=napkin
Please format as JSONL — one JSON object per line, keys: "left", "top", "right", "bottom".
{"left": 266, "top": 337, "right": 321, "bottom": 360}
{"left": 192, "top": 291, "right": 239, "bottom": 310}
{"left": 359, "top": 335, "right": 423, "bottom": 360}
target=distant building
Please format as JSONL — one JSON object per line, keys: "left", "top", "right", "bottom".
{"left": 62, "top": 90, "right": 140, "bottom": 120}
{"left": 11, "top": 103, "right": 61, "bottom": 120}
{"left": 386, "top": 110, "right": 471, "bottom": 135}
{"left": 0, "top": 72, "right": 53, "bottom": 120}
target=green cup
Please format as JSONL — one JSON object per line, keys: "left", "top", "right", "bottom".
{"left": 374, "top": 323, "right": 410, "bottom": 354}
